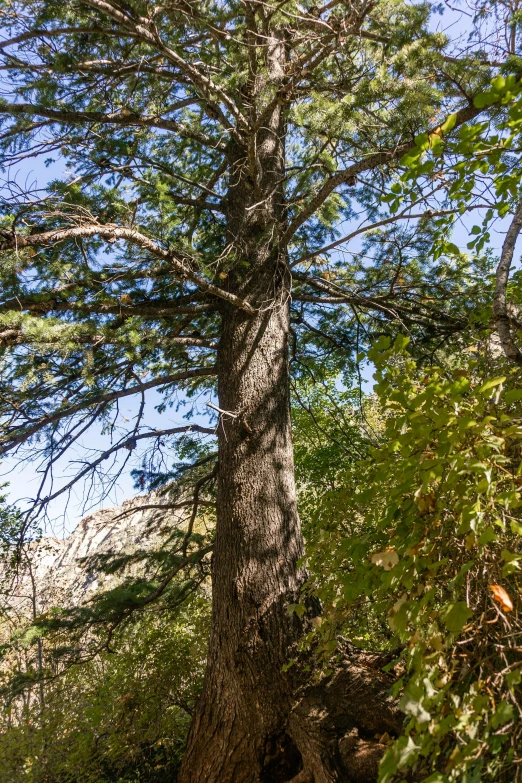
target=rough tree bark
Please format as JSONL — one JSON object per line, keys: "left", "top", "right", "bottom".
{"left": 179, "top": 278, "right": 403, "bottom": 783}
{"left": 179, "top": 276, "right": 305, "bottom": 782}
{"left": 178, "top": 30, "right": 401, "bottom": 783}
{"left": 179, "top": 30, "right": 306, "bottom": 781}
{"left": 493, "top": 198, "right": 522, "bottom": 366}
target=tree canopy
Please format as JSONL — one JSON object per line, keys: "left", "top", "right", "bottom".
{"left": 1, "top": 0, "right": 522, "bottom": 781}
{"left": 0, "top": 0, "right": 500, "bottom": 519}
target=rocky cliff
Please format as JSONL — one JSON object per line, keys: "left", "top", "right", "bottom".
{"left": 3, "top": 492, "right": 178, "bottom": 619}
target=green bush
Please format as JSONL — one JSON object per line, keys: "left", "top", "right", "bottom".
{"left": 305, "top": 337, "right": 522, "bottom": 782}
{"left": 0, "top": 594, "right": 209, "bottom": 783}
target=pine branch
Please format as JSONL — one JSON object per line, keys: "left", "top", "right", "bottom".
{"left": 292, "top": 273, "right": 465, "bottom": 329}
{"left": 0, "top": 328, "right": 217, "bottom": 349}
{"left": 0, "top": 295, "right": 215, "bottom": 318}
{"left": 291, "top": 204, "right": 491, "bottom": 266}
{"left": 0, "top": 26, "right": 146, "bottom": 50}
{"left": 0, "top": 101, "right": 222, "bottom": 149}
{"left": 0, "top": 366, "right": 217, "bottom": 456}
{"left": 0, "top": 224, "right": 255, "bottom": 314}
{"left": 282, "top": 103, "right": 484, "bottom": 245}
{"left": 83, "top": 0, "right": 249, "bottom": 138}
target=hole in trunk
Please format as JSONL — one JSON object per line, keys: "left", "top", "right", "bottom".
{"left": 260, "top": 732, "right": 303, "bottom": 783}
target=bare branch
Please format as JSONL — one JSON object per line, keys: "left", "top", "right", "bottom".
{"left": 33, "top": 425, "right": 216, "bottom": 508}
{"left": 112, "top": 499, "right": 215, "bottom": 522}
{"left": 493, "top": 199, "right": 522, "bottom": 366}
{"left": 0, "top": 365, "right": 217, "bottom": 456}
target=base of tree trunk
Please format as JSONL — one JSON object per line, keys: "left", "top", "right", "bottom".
{"left": 185, "top": 642, "right": 403, "bottom": 783}
{"left": 283, "top": 645, "right": 403, "bottom": 783}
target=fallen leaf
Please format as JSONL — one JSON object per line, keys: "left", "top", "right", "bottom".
{"left": 371, "top": 548, "right": 399, "bottom": 571}
{"left": 489, "top": 584, "right": 514, "bottom": 612}
{"left": 417, "top": 492, "right": 436, "bottom": 515}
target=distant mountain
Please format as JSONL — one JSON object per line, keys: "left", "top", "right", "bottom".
{"left": 3, "top": 493, "right": 176, "bottom": 618}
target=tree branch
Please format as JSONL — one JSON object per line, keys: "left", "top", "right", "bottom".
{"left": 0, "top": 224, "right": 255, "bottom": 314}
{"left": 0, "top": 296, "right": 215, "bottom": 318}
{"left": 0, "top": 366, "right": 217, "bottom": 456}
{"left": 112, "top": 499, "right": 215, "bottom": 522}
{"left": 292, "top": 204, "right": 490, "bottom": 266}
{"left": 0, "top": 327, "right": 217, "bottom": 349}
{"left": 493, "top": 199, "right": 522, "bottom": 366}
{"left": 0, "top": 26, "right": 145, "bottom": 50}
{"left": 32, "top": 425, "right": 216, "bottom": 508}
{"left": 83, "top": 0, "right": 248, "bottom": 137}
{"left": 282, "top": 103, "right": 483, "bottom": 245}
{"left": 0, "top": 101, "right": 222, "bottom": 149}
{"left": 292, "top": 273, "right": 465, "bottom": 329}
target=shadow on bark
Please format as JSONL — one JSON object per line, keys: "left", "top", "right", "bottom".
{"left": 257, "top": 643, "right": 403, "bottom": 783}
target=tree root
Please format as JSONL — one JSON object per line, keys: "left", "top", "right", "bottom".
{"left": 287, "top": 771, "right": 314, "bottom": 783}
{"left": 285, "top": 644, "right": 403, "bottom": 783}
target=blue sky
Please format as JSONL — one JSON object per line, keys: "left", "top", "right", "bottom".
{"left": 0, "top": 150, "right": 220, "bottom": 534}
{"left": 0, "top": 1, "right": 517, "bottom": 535}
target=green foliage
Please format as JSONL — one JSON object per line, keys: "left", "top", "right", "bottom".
{"left": 0, "top": 485, "right": 213, "bottom": 781}
{"left": 292, "top": 375, "right": 374, "bottom": 524}
{"left": 397, "top": 74, "right": 522, "bottom": 256}
{"left": 306, "top": 338, "right": 522, "bottom": 781}
{"left": 0, "top": 487, "right": 23, "bottom": 556}
{"left": 0, "top": 0, "right": 499, "bottom": 521}
{"left": 3, "top": 337, "right": 522, "bottom": 781}
{"left": 0, "top": 594, "right": 210, "bottom": 783}
{"left": 1, "top": 2, "right": 522, "bottom": 779}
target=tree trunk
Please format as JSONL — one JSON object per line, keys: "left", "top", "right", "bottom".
{"left": 176, "top": 243, "right": 403, "bottom": 783}
{"left": 177, "top": 35, "right": 311, "bottom": 767}
{"left": 178, "top": 31, "right": 402, "bottom": 783}
{"left": 179, "top": 274, "right": 306, "bottom": 782}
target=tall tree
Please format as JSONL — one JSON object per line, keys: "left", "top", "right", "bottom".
{"left": 0, "top": 0, "right": 515, "bottom": 779}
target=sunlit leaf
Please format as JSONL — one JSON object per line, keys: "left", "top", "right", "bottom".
{"left": 489, "top": 584, "right": 514, "bottom": 612}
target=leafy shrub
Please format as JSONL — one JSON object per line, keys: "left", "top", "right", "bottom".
{"left": 0, "top": 594, "right": 209, "bottom": 783}
{"left": 306, "top": 337, "right": 522, "bottom": 782}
